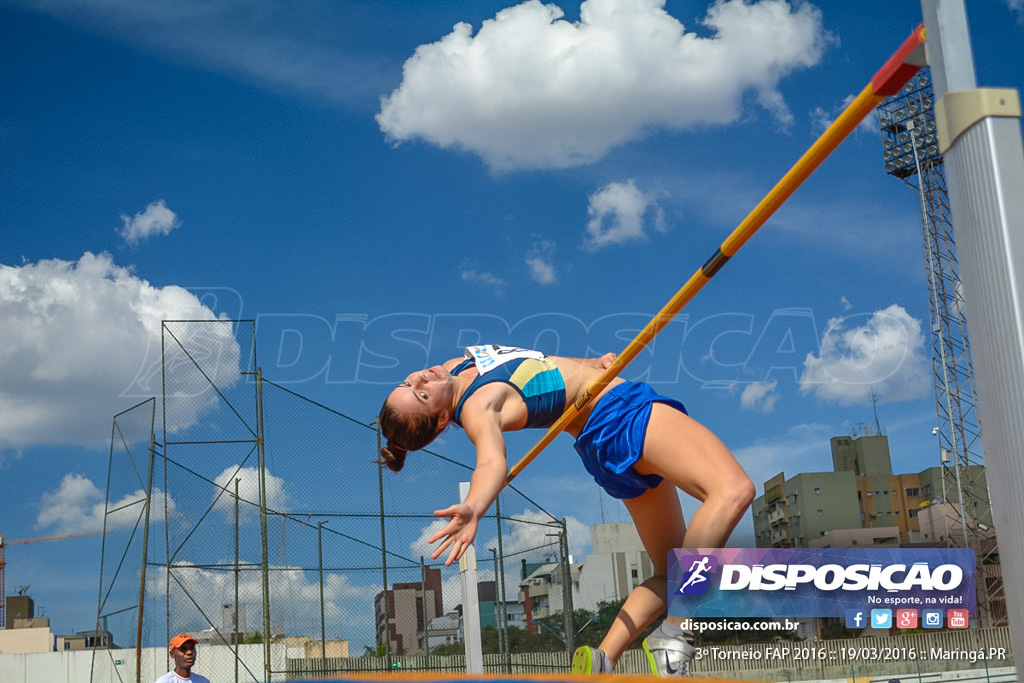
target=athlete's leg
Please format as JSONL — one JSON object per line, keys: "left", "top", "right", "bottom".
{"left": 591, "top": 480, "right": 685, "bottom": 665}
{"left": 633, "top": 403, "right": 753, "bottom": 675}
{"left": 633, "top": 403, "right": 755, "bottom": 549}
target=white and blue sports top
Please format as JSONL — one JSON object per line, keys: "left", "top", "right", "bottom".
{"left": 450, "top": 345, "right": 567, "bottom": 428}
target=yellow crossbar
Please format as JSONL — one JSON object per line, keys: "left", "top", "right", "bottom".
{"left": 505, "top": 24, "right": 926, "bottom": 486}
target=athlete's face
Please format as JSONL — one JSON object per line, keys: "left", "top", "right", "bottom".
{"left": 387, "top": 365, "right": 454, "bottom": 425}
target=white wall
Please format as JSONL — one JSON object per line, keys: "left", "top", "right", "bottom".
{"left": 0, "top": 643, "right": 286, "bottom": 683}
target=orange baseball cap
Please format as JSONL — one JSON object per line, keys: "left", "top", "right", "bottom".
{"left": 169, "top": 633, "right": 197, "bottom": 651}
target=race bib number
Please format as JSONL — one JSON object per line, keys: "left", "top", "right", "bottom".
{"left": 465, "top": 345, "right": 545, "bottom": 375}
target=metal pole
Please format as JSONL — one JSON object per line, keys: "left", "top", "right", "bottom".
{"left": 922, "top": 0, "right": 1024, "bottom": 651}
{"left": 559, "top": 519, "right": 575, "bottom": 658}
{"left": 318, "top": 520, "right": 328, "bottom": 665}
{"left": 494, "top": 495, "right": 510, "bottom": 673}
{"left": 506, "top": 24, "right": 927, "bottom": 485}
{"left": 420, "top": 557, "right": 430, "bottom": 667}
{"left": 160, "top": 325, "right": 171, "bottom": 661}
{"left": 234, "top": 478, "right": 240, "bottom": 683}
{"left": 490, "top": 548, "right": 500, "bottom": 655}
{"left": 375, "top": 421, "right": 392, "bottom": 668}
{"left": 255, "top": 368, "right": 272, "bottom": 680}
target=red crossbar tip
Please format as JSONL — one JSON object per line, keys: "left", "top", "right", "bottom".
{"left": 871, "top": 24, "right": 926, "bottom": 97}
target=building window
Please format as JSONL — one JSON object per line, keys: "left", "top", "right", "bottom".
{"left": 909, "top": 509, "right": 919, "bottom": 518}
{"left": 816, "top": 509, "right": 823, "bottom": 516}
{"left": 866, "top": 491, "right": 873, "bottom": 496}
{"left": 924, "top": 485, "right": 932, "bottom": 495}
{"left": 814, "top": 488, "right": 821, "bottom": 494}
{"left": 906, "top": 487, "right": 919, "bottom": 497}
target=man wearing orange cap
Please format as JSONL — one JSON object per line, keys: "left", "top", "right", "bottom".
{"left": 155, "top": 633, "right": 210, "bottom": 683}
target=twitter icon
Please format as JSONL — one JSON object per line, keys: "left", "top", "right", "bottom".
{"left": 871, "top": 609, "right": 893, "bottom": 628}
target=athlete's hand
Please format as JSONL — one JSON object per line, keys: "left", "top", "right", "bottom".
{"left": 598, "top": 352, "right": 617, "bottom": 369}
{"left": 429, "top": 503, "right": 479, "bottom": 566}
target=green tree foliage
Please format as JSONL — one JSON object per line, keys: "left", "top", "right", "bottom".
{"left": 818, "top": 617, "right": 862, "bottom": 640}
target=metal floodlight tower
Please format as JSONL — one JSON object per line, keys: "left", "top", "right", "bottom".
{"left": 876, "top": 69, "right": 1003, "bottom": 627}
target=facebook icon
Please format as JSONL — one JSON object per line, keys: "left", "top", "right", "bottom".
{"left": 845, "top": 609, "right": 866, "bottom": 629}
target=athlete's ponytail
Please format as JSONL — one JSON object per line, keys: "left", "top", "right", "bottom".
{"left": 376, "top": 399, "right": 443, "bottom": 471}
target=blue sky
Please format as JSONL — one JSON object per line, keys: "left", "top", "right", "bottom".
{"left": 2, "top": 0, "right": 1023, "bottom": 645}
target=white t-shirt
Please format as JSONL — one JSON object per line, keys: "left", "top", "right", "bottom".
{"left": 154, "top": 671, "right": 211, "bottom": 683}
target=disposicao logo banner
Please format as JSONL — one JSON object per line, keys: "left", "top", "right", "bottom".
{"left": 668, "top": 548, "right": 976, "bottom": 618}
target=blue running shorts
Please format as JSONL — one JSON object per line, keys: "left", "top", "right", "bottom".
{"left": 573, "top": 381, "right": 688, "bottom": 500}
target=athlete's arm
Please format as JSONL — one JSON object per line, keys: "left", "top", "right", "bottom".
{"left": 577, "top": 352, "right": 617, "bottom": 370}
{"left": 428, "top": 393, "right": 512, "bottom": 566}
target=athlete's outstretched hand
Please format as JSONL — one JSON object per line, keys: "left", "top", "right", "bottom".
{"left": 429, "top": 503, "right": 479, "bottom": 566}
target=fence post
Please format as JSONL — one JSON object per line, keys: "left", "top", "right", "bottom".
{"left": 374, "top": 421, "right": 392, "bottom": 669}
{"left": 318, "top": 519, "right": 328, "bottom": 665}
{"left": 234, "top": 477, "right": 240, "bottom": 683}
{"left": 255, "top": 368, "right": 272, "bottom": 681}
{"left": 494, "top": 494, "right": 511, "bottom": 673}
{"left": 421, "top": 556, "right": 431, "bottom": 668}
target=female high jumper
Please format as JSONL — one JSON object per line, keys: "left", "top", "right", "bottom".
{"left": 377, "top": 344, "right": 753, "bottom": 676}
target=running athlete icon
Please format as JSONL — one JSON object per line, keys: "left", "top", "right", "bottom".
{"left": 679, "top": 556, "right": 712, "bottom": 593}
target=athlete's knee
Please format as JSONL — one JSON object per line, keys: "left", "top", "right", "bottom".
{"left": 719, "top": 473, "right": 755, "bottom": 518}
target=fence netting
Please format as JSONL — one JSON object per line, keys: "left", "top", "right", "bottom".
{"left": 92, "top": 320, "right": 572, "bottom": 682}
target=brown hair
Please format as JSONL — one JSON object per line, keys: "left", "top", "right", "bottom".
{"left": 376, "top": 398, "right": 444, "bottom": 472}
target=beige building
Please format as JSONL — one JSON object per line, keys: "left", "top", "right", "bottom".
{"left": 809, "top": 527, "right": 900, "bottom": 548}
{"left": 374, "top": 567, "right": 443, "bottom": 655}
{"left": 0, "top": 622, "right": 54, "bottom": 655}
{"left": 752, "top": 432, "right": 992, "bottom": 547}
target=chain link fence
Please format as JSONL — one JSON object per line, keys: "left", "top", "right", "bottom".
{"left": 92, "top": 320, "right": 574, "bottom": 682}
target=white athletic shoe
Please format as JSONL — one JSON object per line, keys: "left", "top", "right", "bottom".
{"left": 572, "top": 645, "right": 613, "bottom": 674}
{"left": 641, "top": 625, "right": 696, "bottom": 677}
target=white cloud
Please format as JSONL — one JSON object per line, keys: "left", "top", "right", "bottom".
{"left": 483, "top": 509, "right": 589, "bottom": 561}
{"left": 377, "top": 0, "right": 830, "bottom": 170}
{"left": 461, "top": 268, "right": 507, "bottom": 289}
{"left": 810, "top": 93, "right": 879, "bottom": 136}
{"left": 733, "top": 423, "right": 833, "bottom": 483}
{"left": 407, "top": 513, "right": 580, "bottom": 565}
{"left": 799, "top": 304, "right": 930, "bottom": 405}
{"left": 36, "top": 473, "right": 177, "bottom": 535}
{"left": 0, "top": 252, "right": 240, "bottom": 450}
{"left": 740, "top": 380, "right": 779, "bottom": 412}
{"left": 584, "top": 180, "right": 665, "bottom": 251}
{"left": 409, "top": 509, "right": 588, "bottom": 601}
{"left": 119, "top": 199, "right": 180, "bottom": 244}
{"left": 145, "top": 561, "right": 378, "bottom": 639}
{"left": 526, "top": 240, "right": 557, "bottom": 285}
{"left": 212, "top": 465, "right": 288, "bottom": 513}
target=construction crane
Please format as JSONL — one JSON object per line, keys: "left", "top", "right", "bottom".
{"left": 0, "top": 531, "right": 105, "bottom": 627}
